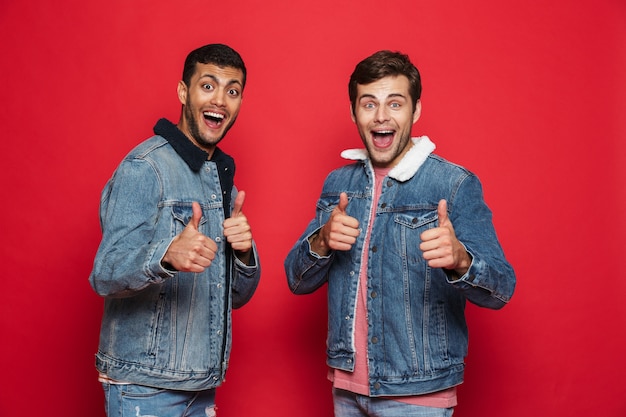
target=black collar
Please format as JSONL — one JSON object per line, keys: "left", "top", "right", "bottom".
{"left": 153, "top": 118, "right": 236, "bottom": 218}
{"left": 153, "top": 118, "right": 209, "bottom": 172}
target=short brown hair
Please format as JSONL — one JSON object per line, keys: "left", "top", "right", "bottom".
{"left": 349, "top": 50, "right": 421, "bottom": 114}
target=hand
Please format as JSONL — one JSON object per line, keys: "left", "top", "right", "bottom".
{"left": 163, "top": 202, "right": 218, "bottom": 272}
{"left": 223, "top": 190, "right": 253, "bottom": 255}
{"left": 419, "top": 199, "right": 471, "bottom": 276}
{"left": 311, "top": 192, "right": 360, "bottom": 256}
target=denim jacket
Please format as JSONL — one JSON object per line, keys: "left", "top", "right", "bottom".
{"left": 89, "top": 119, "right": 260, "bottom": 391}
{"left": 285, "top": 137, "right": 515, "bottom": 397}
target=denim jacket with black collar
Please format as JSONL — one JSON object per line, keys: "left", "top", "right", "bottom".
{"left": 90, "top": 119, "right": 260, "bottom": 390}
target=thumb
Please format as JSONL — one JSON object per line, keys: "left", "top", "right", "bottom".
{"left": 437, "top": 199, "right": 450, "bottom": 227}
{"left": 337, "top": 192, "right": 349, "bottom": 214}
{"left": 231, "top": 190, "right": 245, "bottom": 217}
{"left": 189, "top": 201, "right": 203, "bottom": 230}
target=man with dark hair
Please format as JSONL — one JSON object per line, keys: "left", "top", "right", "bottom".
{"left": 90, "top": 43, "right": 261, "bottom": 417}
{"left": 285, "top": 50, "right": 515, "bottom": 416}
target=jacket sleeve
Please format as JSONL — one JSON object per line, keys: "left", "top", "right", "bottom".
{"left": 89, "top": 158, "right": 174, "bottom": 298}
{"left": 231, "top": 241, "right": 261, "bottom": 309}
{"left": 446, "top": 173, "right": 516, "bottom": 309}
{"left": 284, "top": 218, "right": 336, "bottom": 295}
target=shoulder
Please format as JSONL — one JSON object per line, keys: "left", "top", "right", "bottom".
{"left": 112, "top": 136, "right": 180, "bottom": 180}
{"left": 424, "top": 153, "right": 474, "bottom": 177}
{"left": 326, "top": 161, "right": 363, "bottom": 178}
{"left": 124, "top": 135, "right": 170, "bottom": 161}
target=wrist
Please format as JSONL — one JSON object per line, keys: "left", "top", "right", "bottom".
{"left": 308, "top": 230, "right": 330, "bottom": 257}
{"left": 454, "top": 251, "right": 472, "bottom": 276}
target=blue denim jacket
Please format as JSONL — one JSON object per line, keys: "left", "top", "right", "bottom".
{"left": 285, "top": 137, "right": 515, "bottom": 397}
{"left": 89, "top": 120, "right": 261, "bottom": 390}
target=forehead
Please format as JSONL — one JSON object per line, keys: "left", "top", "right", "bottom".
{"left": 356, "top": 75, "right": 410, "bottom": 100}
{"left": 191, "top": 62, "right": 244, "bottom": 85}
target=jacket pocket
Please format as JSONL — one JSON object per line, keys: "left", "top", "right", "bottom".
{"left": 315, "top": 193, "right": 354, "bottom": 225}
{"left": 171, "top": 203, "right": 209, "bottom": 235}
{"left": 147, "top": 290, "right": 167, "bottom": 359}
{"left": 393, "top": 210, "right": 438, "bottom": 263}
{"left": 433, "top": 301, "right": 450, "bottom": 364}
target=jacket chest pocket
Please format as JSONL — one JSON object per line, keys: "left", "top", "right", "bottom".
{"left": 392, "top": 210, "right": 438, "bottom": 262}
{"left": 171, "top": 204, "right": 209, "bottom": 235}
{"left": 316, "top": 193, "right": 361, "bottom": 225}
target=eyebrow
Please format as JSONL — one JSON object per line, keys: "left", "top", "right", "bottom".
{"left": 199, "top": 73, "right": 243, "bottom": 88}
{"left": 359, "top": 93, "right": 407, "bottom": 101}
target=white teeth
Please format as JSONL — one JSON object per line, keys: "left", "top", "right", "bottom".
{"left": 375, "top": 130, "right": 394, "bottom": 135}
{"left": 203, "top": 111, "right": 224, "bottom": 120}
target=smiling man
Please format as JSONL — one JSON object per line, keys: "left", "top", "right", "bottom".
{"left": 285, "top": 50, "right": 516, "bottom": 417}
{"left": 89, "top": 44, "right": 261, "bottom": 417}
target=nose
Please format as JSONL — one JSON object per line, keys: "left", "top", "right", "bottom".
{"left": 211, "top": 88, "right": 227, "bottom": 107}
{"left": 374, "top": 105, "right": 390, "bottom": 123}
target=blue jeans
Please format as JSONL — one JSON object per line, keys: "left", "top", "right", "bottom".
{"left": 333, "top": 388, "right": 454, "bottom": 417}
{"left": 102, "top": 383, "right": 216, "bottom": 417}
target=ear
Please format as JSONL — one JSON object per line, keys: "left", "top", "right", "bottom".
{"left": 177, "top": 80, "right": 188, "bottom": 105}
{"left": 350, "top": 104, "right": 356, "bottom": 123}
{"left": 412, "top": 100, "right": 422, "bottom": 124}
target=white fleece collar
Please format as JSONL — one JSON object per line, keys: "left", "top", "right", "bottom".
{"left": 340, "top": 136, "right": 436, "bottom": 182}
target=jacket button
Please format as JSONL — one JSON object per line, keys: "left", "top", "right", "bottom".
{"left": 374, "top": 382, "right": 381, "bottom": 390}
{"left": 371, "top": 246, "right": 377, "bottom": 253}
{"left": 371, "top": 336, "right": 379, "bottom": 344}
{"left": 371, "top": 291, "right": 377, "bottom": 298}
{"left": 380, "top": 203, "right": 387, "bottom": 209}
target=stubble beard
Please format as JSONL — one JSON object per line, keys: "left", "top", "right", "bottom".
{"left": 363, "top": 129, "right": 412, "bottom": 168}
{"left": 184, "top": 102, "right": 238, "bottom": 151}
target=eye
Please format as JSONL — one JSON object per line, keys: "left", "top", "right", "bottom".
{"left": 202, "top": 83, "right": 214, "bottom": 91}
{"left": 228, "top": 88, "right": 241, "bottom": 97}
{"left": 364, "top": 102, "right": 376, "bottom": 109}
{"left": 390, "top": 102, "right": 401, "bottom": 108}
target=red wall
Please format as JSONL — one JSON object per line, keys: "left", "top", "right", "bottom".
{"left": 1, "top": 1, "right": 625, "bottom": 416}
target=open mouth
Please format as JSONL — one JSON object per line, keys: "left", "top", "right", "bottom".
{"left": 372, "top": 130, "right": 395, "bottom": 148}
{"left": 203, "top": 111, "right": 225, "bottom": 127}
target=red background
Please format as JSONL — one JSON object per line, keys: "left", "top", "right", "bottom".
{"left": 1, "top": 1, "right": 625, "bottom": 416}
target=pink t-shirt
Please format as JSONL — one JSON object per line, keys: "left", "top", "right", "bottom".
{"left": 330, "top": 167, "right": 457, "bottom": 408}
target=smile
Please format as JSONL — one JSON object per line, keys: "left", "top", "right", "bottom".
{"left": 373, "top": 130, "right": 395, "bottom": 136}
{"left": 203, "top": 111, "right": 225, "bottom": 125}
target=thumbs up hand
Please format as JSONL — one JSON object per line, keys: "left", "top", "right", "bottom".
{"left": 162, "top": 202, "right": 218, "bottom": 272}
{"left": 310, "top": 192, "right": 360, "bottom": 256}
{"left": 419, "top": 199, "right": 471, "bottom": 276}
{"left": 223, "top": 190, "right": 253, "bottom": 254}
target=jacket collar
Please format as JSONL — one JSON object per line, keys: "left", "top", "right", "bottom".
{"left": 153, "top": 117, "right": 235, "bottom": 218}
{"left": 153, "top": 118, "right": 209, "bottom": 172}
{"left": 340, "top": 136, "right": 436, "bottom": 182}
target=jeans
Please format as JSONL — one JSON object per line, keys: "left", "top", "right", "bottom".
{"left": 102, "top": 383, "right": 216, "bottom": 417}
{"left": 333, "top": 388, "right": 454, "bottom": 417}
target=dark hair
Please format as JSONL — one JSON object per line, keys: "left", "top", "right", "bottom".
{"left": 182, "top": 44, "right": 247, "bottom": 89}
{"left": 348, "top": 50, "right": 421, "bottom": 113}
